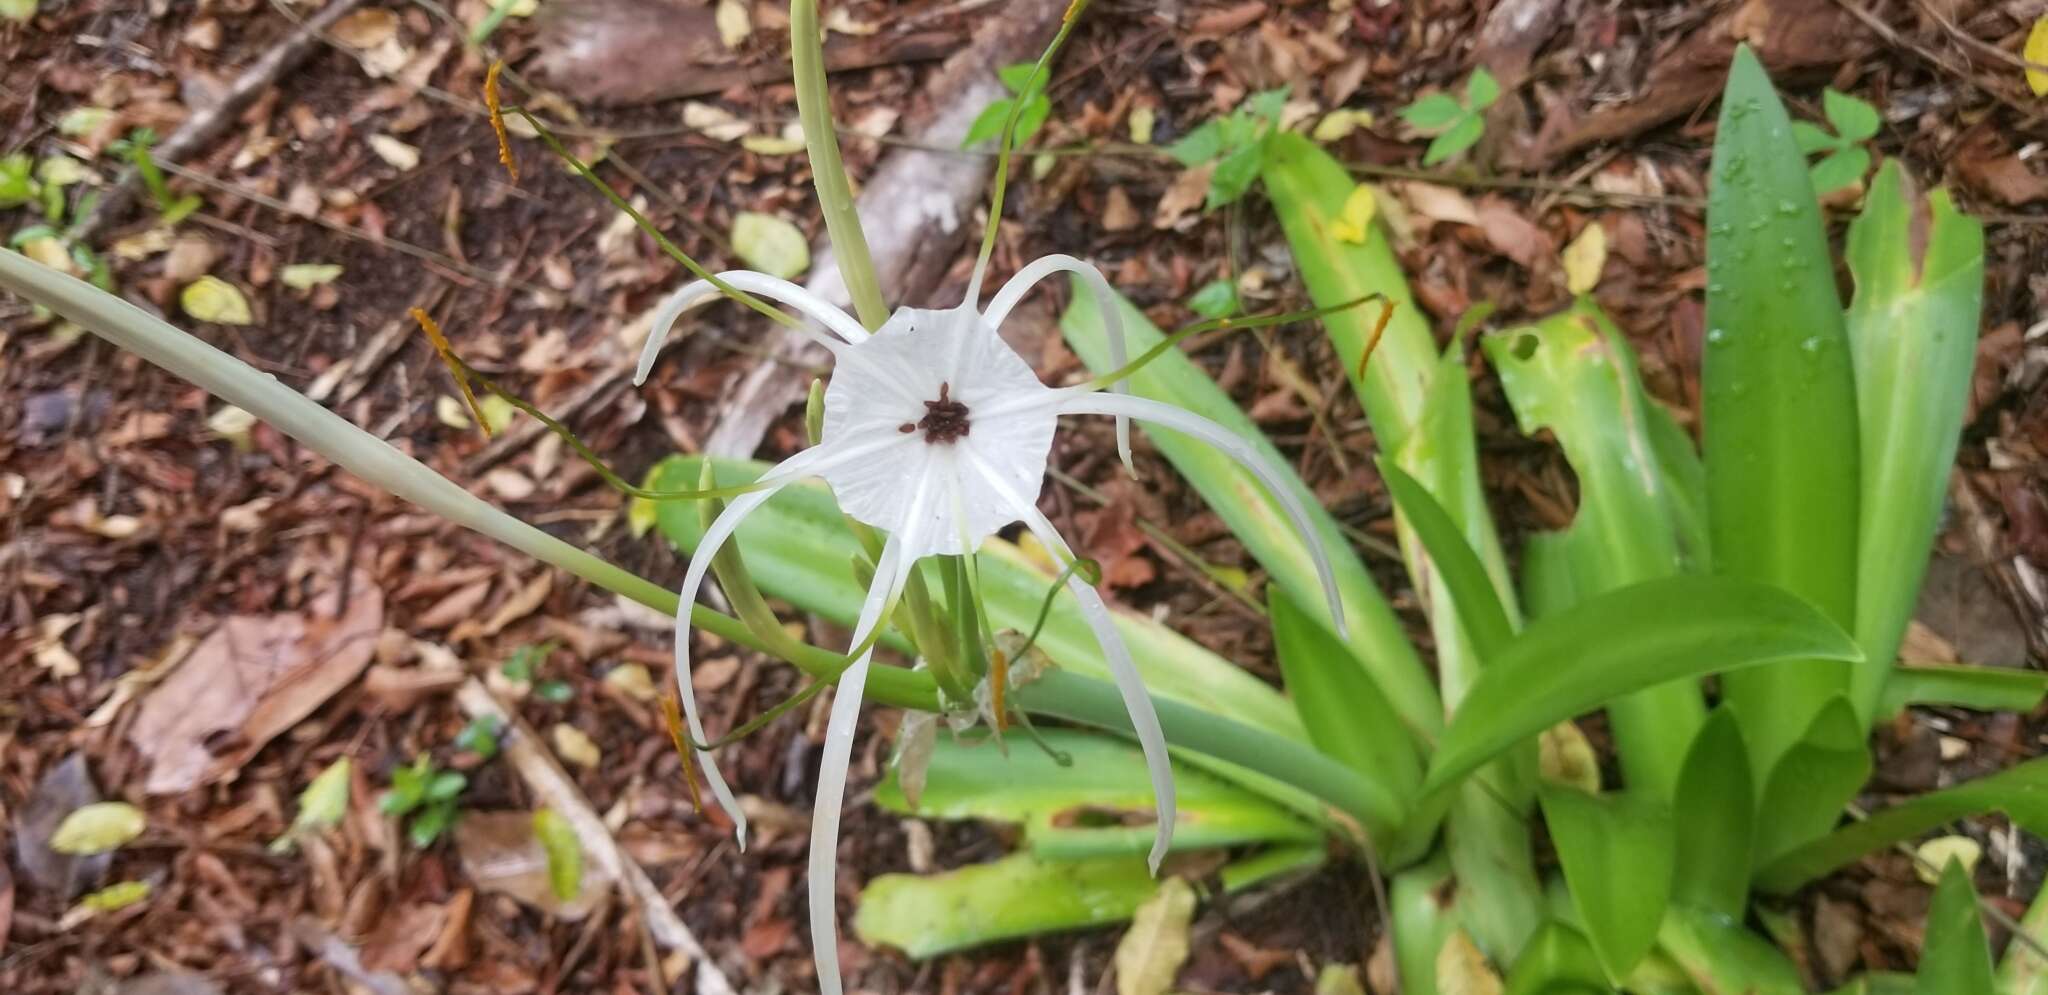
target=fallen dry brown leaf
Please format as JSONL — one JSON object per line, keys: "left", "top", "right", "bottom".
{"left": 129, "top": 570, "right": 382, "bottom": 794}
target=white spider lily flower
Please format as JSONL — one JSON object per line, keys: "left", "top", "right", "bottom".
{"left": 636, "top": 258, "right": 1347, "bottom": 995}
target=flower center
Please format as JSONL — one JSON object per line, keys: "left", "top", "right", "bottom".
{"left": 899, "top": 381, "right": 971, "bottom": 445}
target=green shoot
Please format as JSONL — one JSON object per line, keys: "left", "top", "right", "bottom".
{"left": 1397, "top": 68, "right": 1498, "bottom": 166}
{"left": 962, "top": 63, "right": 1055, "bottom": 148}
{"left": 381, "top": 753, "right": 468, "bottom": 848}
{"left": 107, "top": 128, "right": 201, "bottom": 225}
{"left": 1793, "top": 88, "right": 1880, "bottom": 196}
{"left": 1164, "top": 88, "right": 1288, "bottom": 211}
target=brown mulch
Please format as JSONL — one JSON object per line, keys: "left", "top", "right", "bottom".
{"left": 3, "top": 0, "right": 2047, "bottom": 993}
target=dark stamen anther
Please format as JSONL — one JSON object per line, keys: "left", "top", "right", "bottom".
{"left": 917, "top": 381, "right": 971, "bottom": 444}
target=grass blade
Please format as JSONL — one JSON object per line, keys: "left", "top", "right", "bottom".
{"left": 1846, "top": 161, "right": 1985, "bottom": 717}
{"left": 1420, "top": 575, "right": 1861, "bottom": 797}
{"left": 1704, "top": 45, "right": 1863, "bottom": 775}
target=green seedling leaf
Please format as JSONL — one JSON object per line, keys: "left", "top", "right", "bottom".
{"left": 962, "top": 99, "right": 1015, "bottom": 147}
{"left": 997, "top": 62, "right": 1040, "bottom": 94}
{"left": 1421, "top": 575, "right": 1861, "bottom": 797}
{"left": 1485, "top": 302, "right": 1705, "bottom": 797}
{"left": 408, "top": 801, "right": 456, "bottom": 848}
{"left": 1164, "top": 120, "right": 1224, "bottom": 166}
{"left": 1541, "top": 787, "right": 1672, "bottom": 980}
{"left": 1705, "top": 45, "right": 1862, "bottom": 783}
{"left": 532, "top": 808, "right": 582, "bottom": 902}
{"left": 0, "top": 153, "right": 34, "bottom": 209}
{"left": 1810, "top": 146, "right": 1870, "bottom": 196}
{"left": 535, "top": 679, "right": 574, "bottom": 703}
{"left": 1669, "top": 708, "right": 1754, "bottom": 917}
{"left": 1376, "top": 458, "right": 1514, "bottom": 661}
{"left": 1423, "top": 115, "right": 1485, "bottom": 166}
{"left": 1207, "top": 140, "right": 1265, "bottom": 209}
{"left": 1115, "top": 877, "right": 1197, "bottom": 995}
{"left": 49, "top": 802, "right": 146, "bottom": 855}
{"left": 1013, "top": 95, "right": 1051, "bottom": 145}
{"left": 1754, "top": 755, "right": 2048, "bottom": 893}
{"left": 455, "top": 715, "right": 502, "bottom": 759}
{"left": 1399, "top": 93, "right": 1465, "bottom": 130}
{"left": 1060, "top": 277, "right": 1437, "bottom": 736}
{"left": 180, "top": 276, "right": 252, "bottom": 325}
{"left": 730, "top": 211, "right": 809, "bottom": 279}
{"left": 1466, "top": 67, "right": 1501, "bottom": 108}
{"left": 1270, "top": 587, "right": 1421, "bottom": 801}
{"left": 1846, "top": 162, "right": 1984, "bottom": 713}
{"left": 1916, "top": 858, "right": 1994, "bottom": 995}
{"left": 1823, "top": 88, "right": 1880, "bottom": 142}
{"left": 1793, "top": 120, "right": 1841, "bottom": 154}
{"left": 1185, "top": 278, "right": 1237, "bottom": 319}
{"left": 57, "top": 107, "right": 112, "bottom": 137}
{"left": 873, "top": 728, "right": 1318, "bottom": 858}
{"left": 75, "top": 879, "right": 151, "bottom": 914}
{"left": 1879, "top": 663, "right": 2048, "bottom": 717}
{"left": 501, "top": 641, "right": 555, "bottom": 683}
{"left": 426, "top": 770, "right": 468, "bottom": 803}
{"left": 0, "top": 0, "right": 37, "bottom": 23}
{"left": 1753, "top": 695, "right": 1870, "bottom": 867}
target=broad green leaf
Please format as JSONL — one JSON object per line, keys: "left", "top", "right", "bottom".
{"left": 1400, "top": 93, "right": 1465, "bottom": 130}
{"left": 1424, "top": 115, "right": 1484, "bottom": 166}
{"left": 1754, "top": 756, "right": 2048, "bottom": 893}
{"left": 1502, "top": 922, "right": 1609, "bottom": 995}
{"left": 50, "top": 801, "right": 146, "bottom": 855}
{"left": 1115, "top": 877, "right": 1196, "bottom": 995}
{"left": 1390, "top": 854, "right": 1463, "bottom": 995}
{"left": 1656, "top": 906, "right": 1806, "bottom": 995}
{"left": 1376, "top": 459, "right": 1512, "bottom": 661}
{"left": 873, "top": 729, "right": 1320, "bottom": 858}
{"left": 1878, "top": 663, "right": 2048, "bottom": 717}
{"left": 1823, "top": 88, "right": 1880, "bottom": 142}
{"left": 1916, "top": 858, "right": 1994, "bottom": 995}
{"left": 1753, "top": 695, "right": 1869, "bottom": 867}
{"left": 1060, "top": 281, "right": 1436, "bottom": 736}
{"left": 1420, "top": 575, "right": 1861, "bottom": 797}
{"left": 1846, "top": 162, "right": 1984, "bottom": 716}
{"left": 1704, "top": 45, "right": 1861, "bottom": 780}
{"left": 1810, "top": 147, "right": 1870, "bottom": 196}
{"left": 997, "top": 62, "right": 1039, "bottom": 94}
{"left": 651, "top": 455, "right": 1304, "bottom": 738}
{"left": 180, "top": 276, "right": 252, "bottom": 325}
{"left": 1207, "top": 140, "right": 1265, "bottom": 209}
{"left": 1270, "top": 587, "right": 1421, "bottom": 801}
{"left": 1485, "top": 302, "right": 1704, "bottom": 796}
{"left": 1540, "top": 787, "right": 1672, "bottom": 980}
{"left": 1669, "top": 708, "right": 1753, "bottom": 917}
{"left": 532, "top": 808, "right": 581, "bottom": 902}
{"left": 1014, "top": 95, "right": 1052, "bottom": 145}
{"left": 729, "top": 211, "right": 809, "bottom": 279}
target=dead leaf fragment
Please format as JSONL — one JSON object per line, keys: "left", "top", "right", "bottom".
{"left": 1154, "top": 162, "right": 1215, "bottom": 229}
{"left": 1561, "top": 221, "right": 1608, "bottom": 294}
{"left": 552, "top": 724, "right": 601, "bottom": 768}
{"left": 129, "top": 571, "right": 382, "bottom": 794}
{"left": 1436, "top": 929, "right": 1504, "bottom": 995}
{"left": 49, "top": 802, "right": 146, "bottom": 855}
{"left": 1115, "top": 877, "right": 1196, "bottom": 995}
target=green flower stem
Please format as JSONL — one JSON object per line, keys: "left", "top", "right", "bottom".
{"left": 789, "top": 0, "right": 888, "bottom": 330}
{"left": 1, "top": 250, "right": 1404, "bottom": 853}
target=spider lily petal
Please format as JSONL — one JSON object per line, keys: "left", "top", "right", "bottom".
{"left": 982, "top": 254, "right": 1135, "bottom": 476}
{"left": 961, "top": 447, "right": 1176, "bottom": 870}
{"left": 635, "top": 270, "right": 869, "bottom": 386}
{"left": 1055, "top": 391, "right": 1352, "bottom": 639}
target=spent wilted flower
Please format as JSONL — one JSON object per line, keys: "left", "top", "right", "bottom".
{"left": 637, "top": 256, "right": 1349, "bottom": 995}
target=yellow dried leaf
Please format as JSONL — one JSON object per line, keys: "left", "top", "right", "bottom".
{"left": 1915, "top": 835, "right": 1982, "bottom": 885}
{"left": 436, "top": 395, "right": 473, "bottom": 430}
{"left": 280, "top": 263, "right": 343, "bottom": 289}
{"left": 367, "top": 134, "right": 420, "bottom": 171}
{"left": 50, "top": 801, "right": 146, "bottom": 855}
{"left": 74, "top": 879, "right": 152, "bottom": 916}
{"left": 2027, "top": 17, "right": 2048, "bottom": 97}
{"left": 603, "top": 663, "right": 658, "bottom": 702}
{"left": 1538, "top": 720, "right": 1601, "bottom": 793}
{"left": 1562, "top": 221, "right": 1608, "bottom": 295}
{"left": 1329, "top": 184, "right": 1378, "bottom": 244}
{"left": 552, "top": 723, "right": 601, "bottom": 768}
{"left": 731, "top": 211, "right": 810, "bottom": 279}
{"left": 715, "top": 0, "right": 751, "bottom": 48}
{"left": 1128, "top": 105, "right": 1156, "bottom": 145}
{"left": 1312, "top": 108, "right": 1376, "bottom": 143}
{"left": 180, "top": 276, "right": 252, "bottom": 325}
{"left": 1114, "top": 877, "right": 1196, "bottom": 995}
{"left": 207, "top": 405, "right": 257, "bottom": 451}
{"left": 740, "top": 134, "right": 805, "bottom": 156}
{"left": 1436, "top": 929, "right": 1504, "bottom": 995}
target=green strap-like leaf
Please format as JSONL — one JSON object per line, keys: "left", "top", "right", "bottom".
{"left": 1269, "top": 587, "right": 1423, "bottom": 801}
{"left": 1752, "top": 695, "right": 1871, "bottom": 868}
{"left": 1541, "top": 787, "right": 1674, "bottom": 981}
{"left": 1754, "top": 756, "right": 2048, "bottom": 893}
{"left": 1704, "top": 44, "right": 1863, "bottom": 782}
{"left": 1420, "top": 575, "right": 1860, "bottom": 797}
{"left": 1878, "top": 663, "right": 2048, "bottom": 718}
{"left": 1670, "top": 707, "right": 1755, "bottom": 918}
{"left": 1916, "top": 858, "right": 1995, "bottom": 995}
{"left": 1376, "top": 459, "right": 1513, "bottom": 661}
